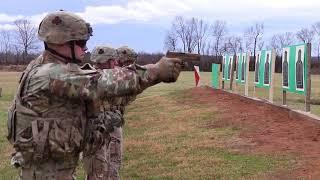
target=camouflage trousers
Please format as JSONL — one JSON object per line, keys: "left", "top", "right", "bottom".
{"left": 18, "top": 158, "right": 78, "bottom": 180}
{"left": 83, "top": 143, "right": 109, "bottom": 180}
{"left": 107, "top": 127, "right": 123, "bottom": 180}
{"left": 83, "top": 127, "right": 122, "bottom": 180}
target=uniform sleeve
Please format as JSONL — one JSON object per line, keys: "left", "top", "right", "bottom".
{"left": 34, "top": 63, "right": 160, "bottom": 100}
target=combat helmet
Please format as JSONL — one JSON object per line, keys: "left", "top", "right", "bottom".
{"left": 38, "top": 11, "right": 93, "bottom": 63}
{"left": 91, "top": 46, "right": 117, "bottom": 64}
{"left": 116, "top": 46, "right": 138, "bottom": 66}
{"left": 38, "top": 11, "right": 92, "bottom": 44}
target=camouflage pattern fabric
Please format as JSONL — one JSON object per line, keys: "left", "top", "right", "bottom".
{"left": 106, "top": 127, "right": 122, "bottom": 180}
{"left": 90, "top": 46, "right": 117, "bottom": 64}
{"left": 105, "top": 48, "right": 138, "bottom": 179}
{"left": 116, "top": 46, "right": 138, "bottom": 67}
{"left": 19, "top": 159, "right": 78, "bottom": 180}
{"left": 38, "top": 11, "right": 92, "bottom": 44}
{"left": 84, "top": 46, "right": 140, "bottom": 180}
{"left": 8, "top": 50, "right": 177, "bottom": 179}
{"left": 83, "top": 142, "right": 109, "bottom": 180}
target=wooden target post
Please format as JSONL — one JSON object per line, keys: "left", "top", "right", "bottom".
{"left": 269, "top": 50, "right": 276, "bottom": 103}
{"left": 229, "top": 55, "right": 236, "bottom": 90}
{"left": 245, "top": 52, "right": 250, "bottom": 96}
{"left": 221, "top": 56, "right": 225, "bottom": 89}
{"left": 306, "top": 43, "right": 311, "bottom": 112}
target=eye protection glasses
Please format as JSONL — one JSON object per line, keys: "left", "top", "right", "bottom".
{"left": 74, "top": 40, "right": 87, "bottom": 48}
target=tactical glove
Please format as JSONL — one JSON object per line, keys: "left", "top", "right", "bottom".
{"left": 147, "top": 57, "right": 182, "bottom": 83}
{"left": 104, "top": 110, "right": 124, "bottom": 132}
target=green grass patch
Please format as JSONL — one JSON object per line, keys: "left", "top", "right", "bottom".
{"left": 0, "top": 71, "right": 300, "bottom": 179}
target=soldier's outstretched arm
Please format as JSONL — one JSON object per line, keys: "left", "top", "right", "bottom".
{"left": 34, "top": 56, "right": 181, "bottom": 100}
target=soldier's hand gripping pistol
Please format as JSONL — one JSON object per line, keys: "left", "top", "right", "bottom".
{"left": 165, "top": 51, "right": 201, "bottom": 69}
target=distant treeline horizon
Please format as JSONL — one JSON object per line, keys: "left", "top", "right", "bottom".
{"left": 1, "top": 52, "right": 320, "bottom": 74}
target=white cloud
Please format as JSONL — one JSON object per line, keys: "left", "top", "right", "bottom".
{"left": 78, "top": 0, "right": 191, "bottom": 24}
{"left": 0, "top": 24, "right": 16, "bottom": 30}
{"left": 250, "top": 0, "right": 320, "bottom": 9}
{"left": 0, "top": 14, "right": 24, "bottom": 23}
{"left": 0, "top": 12, "right": 47, "bottom": 31}
{"left": 29, "top": 13, "right": 48, "bottom": 25}
{"left": 75, "top": 0, "right": 320, "bottom": 26}
{"left": 2, "top": 0, "right": 320, "bottom": 29}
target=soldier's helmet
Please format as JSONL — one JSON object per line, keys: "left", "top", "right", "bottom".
{"left": 116, "top": 46, "right": 138, "bottom": 66}
{"left": 90, "top": 46, "right": 117, "bottom": 64}
{"left": 38, "top": 11, "right": 93, "bottom": 44}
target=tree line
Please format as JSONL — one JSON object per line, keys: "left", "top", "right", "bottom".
{"left": 0, "top": 19, "right": 40, "bottom": 64}
{"left": 163, "top": 16, "right": 320, "bottom": 59}
{"left": 2, "top": 17, "right": 320, "bottom": 73}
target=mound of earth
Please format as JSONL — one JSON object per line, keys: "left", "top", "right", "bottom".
{"left": 189, "top": 86, "right": 320, "bottom": 178}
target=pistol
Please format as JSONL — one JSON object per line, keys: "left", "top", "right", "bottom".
{"left": 166, "top": 51, "right": 201, "bottom": 61}
{"left": 165, "top": 51, "right": 201, "bottom": 69}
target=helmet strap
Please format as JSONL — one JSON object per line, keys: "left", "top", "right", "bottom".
{"left": 44, "top": 42, "right": 81, "bottom": 64}
{"left": 44, "top": 42, "right": 70, "bottom": 63}
{"left": 69, "top": 41, "right": 78, "bottom": 63}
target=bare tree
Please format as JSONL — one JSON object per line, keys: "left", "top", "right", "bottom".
{"left": 171, "top": 16, "right": 198, "bottom": 53}
{"left": 244, "top": 22, "right": 264, "bottom": 60}
{"left": 211, "top": 20, "right": 227, "bottom": 59}
{"left": 172, "top": 16, "right": 187, "bottom": 52}
{"left": 14, "top": 19, "right": 39, "bottom": 63}
{"left": 270, "top": 32, "right": 295, "bottom": 55}
{"left": 269, "top": 35, "right": 281, "bottom": 54}
{"left": 257, "top": 40, "right": 264, "bottom": 51}
{"left": 312, "top": 22, "right": 320, "bottom": 60}
{"left": 12, "top": 44, "right": 22, "bottom": 64}
{"left": 0, "top": 30, "right": 12, "bottom": 64}
{"left": 201, "top": 41, "right": 207, "bottom": 55}
{"left": 296, "top": 27, "right": 314, "bottom": 43}
{"left": 194, "top": 18, "right": 209, "bottom": 54}
{"left": 226, "top": 35, "right": 243, "bottom": 55}
{"left": 164, "top": 30, "right": 178, "bottom": 51}
{"left": 185, "top": 18, "right": 197, "bottom": 53}
{"left": 205, "top": 42, "right": 211, "bottom": 56}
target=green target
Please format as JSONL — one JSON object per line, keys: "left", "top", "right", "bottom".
{"left": 254, "top": 50, "right": 273, "bottom": 89}
{"left": 282, "top": 44, "right": 307, "bottom": 95}
{"left": 235, "top": 53, "right": 247, "bottom": 84}
{"left": 222, "top": 55, "right": 233, "bottom": 81}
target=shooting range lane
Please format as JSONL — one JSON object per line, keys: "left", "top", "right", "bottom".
{"left": 188, "top": 86, "right": 320, "bottom": 178}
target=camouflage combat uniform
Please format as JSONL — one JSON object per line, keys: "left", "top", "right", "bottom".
{"left": 105, "top": 46, "right": 139, "bottom": 179}
{"left": 7, "top": 11, "right": 182, "bottom": 180}
{"left": 82, "top": 46, "right": 123, "bottom": 180}
{"left": 83, "top": 46, "right": 139, "bottom": 180}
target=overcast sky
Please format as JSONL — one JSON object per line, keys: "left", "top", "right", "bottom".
{"left": 1, "top": 0, "right": 320, "bottom": 53}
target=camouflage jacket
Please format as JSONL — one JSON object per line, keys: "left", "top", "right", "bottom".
{"left": 8, "top": 50, "right": 160, "bottom": 164}
{"left": 81, "top": 63, "right": 138, "bottom": 116}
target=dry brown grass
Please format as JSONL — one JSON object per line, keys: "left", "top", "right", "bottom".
{"left": 0, "top": 71, "right": 295, "bottom": 179}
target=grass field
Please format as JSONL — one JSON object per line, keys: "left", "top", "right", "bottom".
{"left": 0, "top": 70, "right": 319, "bottom": 179}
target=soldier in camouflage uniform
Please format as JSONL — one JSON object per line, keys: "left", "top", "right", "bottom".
{"left": 107, "top": 46, "right": 139, "bottom": 179}
{"left": 83, "top": 45, "right": 139, "bottom": 179}
{"left": 7, "top": 11, "right": 182, "bottom": 180}
{"left": 82, "top": 46, "right": 121, "bottom": 180}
